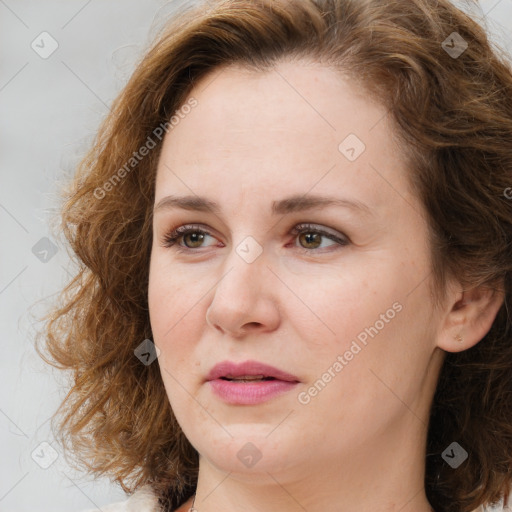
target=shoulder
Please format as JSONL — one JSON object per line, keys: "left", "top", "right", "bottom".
{"left": 78, "top": 485, "right": 160, "bottom": 512}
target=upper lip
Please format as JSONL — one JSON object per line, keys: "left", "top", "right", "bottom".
{"left": 206, "top": 360, "right": 300, "bottom": 382}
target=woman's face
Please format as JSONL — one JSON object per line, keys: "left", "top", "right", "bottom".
{"left": 148, "top": 61, "right": 446, "bottom": 481}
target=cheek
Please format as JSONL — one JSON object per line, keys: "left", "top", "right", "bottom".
{"left": 283, "top": 267, "right": 392, "bottom": 353}
{"left": 148, "top": 256, "right": 208, "bottom": 384}
{"left": 148, "top": 253, "right": 191, "bottom": 332}
{"left": 148, "top": 270, "right": 171, "bottom": 340}
{"left": 149, "top": 260, "right": 187, "bottom": 362}
{"left": 290, "top": 262, "right": 420, "bottom": 393}
{"left": 149, "top": 272, "right": 200, "bottom": 419}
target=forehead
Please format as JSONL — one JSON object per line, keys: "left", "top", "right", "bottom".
{"left": 155, "top": 61, "right": 411, "bottom": 216}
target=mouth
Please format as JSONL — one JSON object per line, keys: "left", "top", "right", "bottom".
{"left": 206, "top": 360, "right": 300, "bottom": 383}
{"left": 206, "top": 360, "right": 300, "bottom": 405}
{"left": 219, "top": 375, "right": 278, "bottom": 382}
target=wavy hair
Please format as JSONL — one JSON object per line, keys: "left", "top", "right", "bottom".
{"left": 36, "top": 0, "right": 512, "bottom": 511}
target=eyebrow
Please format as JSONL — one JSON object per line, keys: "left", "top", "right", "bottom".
{"left": 153, "top": 194, "right": 373, "bottom": 217}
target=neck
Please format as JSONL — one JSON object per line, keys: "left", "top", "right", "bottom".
{"left": 186, "top": 419, "right": 434, "bottom": 512}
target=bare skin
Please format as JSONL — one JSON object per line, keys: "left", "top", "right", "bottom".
{"left": 149, "top": 60, "right": 503, "bottom": 512}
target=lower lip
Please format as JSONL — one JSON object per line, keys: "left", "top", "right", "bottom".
{"left": 208, "top": 379, "right": 298, "bottom": 405}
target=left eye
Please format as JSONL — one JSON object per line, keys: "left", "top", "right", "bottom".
{"left": 288, "top": 223, "right": 348, "bottom": 250}
{"left": 160, "top": 223, "right": 348, "bottom": 252}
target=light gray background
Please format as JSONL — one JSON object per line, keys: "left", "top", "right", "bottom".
{"left": 0, "top": 1, "right": 511, "bottom": 511}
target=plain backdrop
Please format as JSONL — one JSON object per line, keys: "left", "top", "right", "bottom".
{"left": 1, "top": 1, "right": 511, "bottom": 511}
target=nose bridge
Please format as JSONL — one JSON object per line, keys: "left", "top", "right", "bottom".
{"left": 215, "top": 237, "right": 267, "bottom": 305}
{"left": 206, "top": 236, "right": 281, "bottom": 335}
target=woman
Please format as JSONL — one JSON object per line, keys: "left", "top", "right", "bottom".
{"left": 37, "top": 0, "right": 512, "bottom": 511}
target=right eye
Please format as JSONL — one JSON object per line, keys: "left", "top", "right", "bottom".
{"left": 160, "top": 224, "right": 219, "bottom": 251}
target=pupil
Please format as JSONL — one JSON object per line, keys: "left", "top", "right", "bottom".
{"left": 185, "top": 232, "right": 204, "bottom": 247}
{"left": 301, "top": 232, "right": 320, "bottom": 249}
{"left": 183, "top": 232, "right": 322, "bottom": 249}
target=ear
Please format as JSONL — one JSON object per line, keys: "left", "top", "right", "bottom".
{"left": 437, "top": 279, "right": 505, "bottom": 353}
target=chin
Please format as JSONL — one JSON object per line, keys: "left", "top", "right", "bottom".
{"left": 193, "top": 429, "right": 293, "bottom": 474}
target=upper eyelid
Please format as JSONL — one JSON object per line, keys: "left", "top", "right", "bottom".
{"left": 162, "top": 223, "right": 348, "bottom": 247}
{"left": 167, "top": 222, "right": 342, "bottom": 238}
{"left": 169, "top": 223, "right": 221, "bottom": 241}
{"left": 160, "top": 224, "right": 219, "bottom": 248}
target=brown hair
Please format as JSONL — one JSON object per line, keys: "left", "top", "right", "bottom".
{"left": 36, "top": 1, "right": 512, "bottom": 511}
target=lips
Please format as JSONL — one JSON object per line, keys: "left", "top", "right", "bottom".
{"left": 206, "top": 360, "right": 300, "bottom": 405}
{"left": 206, "top": 360, "right": 300, "bottom": 383}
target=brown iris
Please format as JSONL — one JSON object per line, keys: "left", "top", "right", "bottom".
{"left": 298, "top": 232, "right": 322, "bottom": 249}
{"left": 183, "top": 232, "right": 205, "bottom": 248}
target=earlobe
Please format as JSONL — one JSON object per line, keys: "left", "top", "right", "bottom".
{"left": 437, "top": 281, "right": 505, "bottom": 353}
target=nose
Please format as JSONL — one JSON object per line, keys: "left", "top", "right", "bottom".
{"left": 205, "top": 247, "right": 281, "bottom": 338}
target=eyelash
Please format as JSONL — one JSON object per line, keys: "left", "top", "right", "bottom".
{"left": 160, "top": 223, "right": 349, "bottom": 253}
